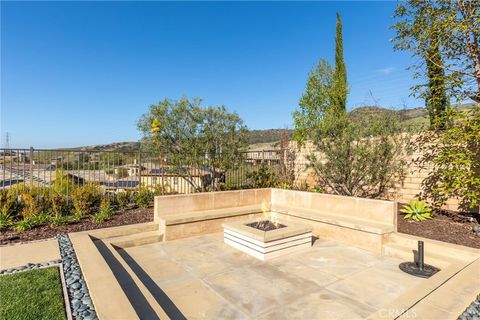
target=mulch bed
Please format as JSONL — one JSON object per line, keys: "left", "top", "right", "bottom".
{"left": 0, "top": 207, "right": 154, "bottom": 245}
{"left": 397, "top": 207, "right": 480, "bottom": 249}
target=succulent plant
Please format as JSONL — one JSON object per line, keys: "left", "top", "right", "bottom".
{"left": 401, "top": 200, "right": 433, "bottom": 222}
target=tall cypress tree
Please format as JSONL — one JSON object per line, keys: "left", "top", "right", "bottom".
{"left": 425, "top": 26, "right": 448, "bottom": 129}
{"left": 333, "top": 12, "right": 347, "bottom": 111}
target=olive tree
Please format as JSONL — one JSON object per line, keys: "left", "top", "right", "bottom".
{"left": 137, "top": 97, "right": 248, "bottom": 191}
{"left": 392, "top": 0, "right": 480, "bottom": 103}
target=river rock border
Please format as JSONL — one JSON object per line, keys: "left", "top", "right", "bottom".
{"left": 458, "top": 294, "right": 480, "bottom": 320}
{"left": 58, "top": 234, "right": 98, "bottom": 320}
{"left": 0, "top": 259, "right": 62, "bottom": 275}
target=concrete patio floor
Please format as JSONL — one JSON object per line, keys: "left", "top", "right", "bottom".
{"left": 119, "top": 233, "right": 425, "bottom": 319}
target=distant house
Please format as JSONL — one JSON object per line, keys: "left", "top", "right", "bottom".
{"left": 244, "top": 150, "right": 281, "bottom": 166}
{"left": 0, "top": 150, "right": 27, "bottom": 164}
{"left": 140, "top": 166, "right": 223, "bottom": 194}
{"left": 115, "top": 163, "right": 146, "bottom": 177}
{"left": 101, "top": 180, "right": 140, "bottom": 191}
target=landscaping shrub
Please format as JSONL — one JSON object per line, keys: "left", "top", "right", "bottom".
{"left": 277, "top": 182, "right": 292, "bottom": 190}
{"left": 19, "top": 192, "right": 38, "bottom": 218}
{"left": 19, "top": 186, "right": 51, "bottom": 218}
{"left": 91, "top": 211, "right": 108, "bottom": 223}
{"left": 5, "top": 183, "right": 29, "bottom": 197}
{"left": 100, "top": 194, "right": 114, "bottom": 210}
{"left": 51, "top": 193, "right": 69, "bottom": 218}
{"left": 91, "top": 207, "right": 113, "bottom": 223}
{"left": 30, "top": 212, "right": 52, "bottom": 226}
{"left": 153, "top": 183, "right": 168, "bottom": 196}
{"left": 309, "top": 186, "right": 323, "bottom": 193}
{"left": 50, "top": 215, "right": 71, "bottom": 226}
{"left": 0, "top": 189, "right": 18, "bottom": 219}
{"left": 71, "top": 184, "right": 101, "bottom": 217}
{"left": 116, "top": 191, "right": 131, "bottom": 208}
{"left": 413, "top": 107, "right": 480, "bottom": 212}
{"left": 135, "top": 187, "right": 153, "bottom": 208}
{"left": 14, "top": 217, "right": 33, "bottom": 232}
{"left": 401, "top": 200, "right": 433, "bottom": 222}
{"left": 92, "top": 195, "right": 114, "bottom": 223}
{"left": 1, "top": 184, "right": 28, "bottom": 219}
{"left": 0, "top": 211, "right": 13, "bottom": 230}
{"left": 51, "top": 169, "right": 76, "bottom": 195}
{"left": 307, "top": 109, "right": 410, "bottom": 198}
{"left": 246, "top": 165, "right": 279, "bottom": 188}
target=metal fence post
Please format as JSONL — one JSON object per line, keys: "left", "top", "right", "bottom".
{"left": 29, "top": 146, "right": 34, "bottom": 187}
{"left": 137, "top": 151, "right": 142, "bottom": 190}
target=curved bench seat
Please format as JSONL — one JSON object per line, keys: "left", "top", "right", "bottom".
{"left": 272, "top": 204, "right": 394, "bottom": 235}
{"left": 160, "top": 204, "right": 263, "bottom": 226}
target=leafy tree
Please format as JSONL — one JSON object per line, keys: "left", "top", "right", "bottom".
{"left": 278, "top": 132, "right": 297, "bottom": 188}
{"left": 293, "top": 60, "right": 334, "bottom": 143}
{"left": 201, "top": 106, "right": 248, "bottom": 174}
{"left": 332, "top": 12, "right": 348, "bottom": 111}
{"left": 99, "top": 153, "right": 129, "bottom": 169}
{"left": 392, "top": 0, "right": 480, "bottom": 102}
{"left": 413, "top": 107, "right": 480, "bottom": 212}
{"left": 425, "top": 26, "right": 449, "bottom": 129}
{"left": 137, "top": 97, "right": 248, "bottom": 191}
{"left": 294, "top": 14, "right": 349, "bottom": 143}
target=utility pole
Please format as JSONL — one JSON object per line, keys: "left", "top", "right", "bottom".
{"left": 5, "top": 132, "right": 10, "bottom": 149}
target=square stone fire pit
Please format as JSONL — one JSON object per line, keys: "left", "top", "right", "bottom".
{"left": 223, "top": 218, "right": 312, "bottom": 261}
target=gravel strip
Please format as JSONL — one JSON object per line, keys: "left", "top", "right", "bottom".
{"left": 58, "top": 234, "right": 98, "bottom": 320}
{"left": 0, "top": 259, "right": 62, "bottom": 275}
{"left": 458, "top": 295, "right": 480, "bottom": 320}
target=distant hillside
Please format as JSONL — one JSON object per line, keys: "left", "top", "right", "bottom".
{"left": 67, "top": 141, "right": 141, "bottom": 152}
{"left": 350, "top": 103, "right": 477, "bottom": 128}
{"left": 247, "top": 129, "right": 292, "bottom": 144}
{"left": 70, "top": 103, "right": 477, "bottom": 152}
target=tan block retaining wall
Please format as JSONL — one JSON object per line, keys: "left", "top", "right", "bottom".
{"left": 155, "top": 188, "right": 396, "bottom": 253}
{"left": 290, "top": 141, "right": 475, "bottom": 212}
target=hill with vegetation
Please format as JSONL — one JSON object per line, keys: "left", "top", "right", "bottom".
{"left": 69, "top": 103, "right": 477, "bottom": 152}
{"left": 67, "top": 141, "right": 141, "bottom": 152}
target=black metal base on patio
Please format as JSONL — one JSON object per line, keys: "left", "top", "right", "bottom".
{"left": 398, "top": 240, "right": 440, "bottom": 278}
{"left": 399, "top": 261, "right": 440, "bottom": 278}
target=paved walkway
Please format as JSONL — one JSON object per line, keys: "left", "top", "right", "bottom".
{"left": 0, "top": 238, "right": 60, "bottom": 270}
{"left": 122, "top": 233, "right": 424, "bottom": 319}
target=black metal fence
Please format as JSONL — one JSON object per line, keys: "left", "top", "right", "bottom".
{"left": 0, "top": 148, "right": 284, "bottom": 196}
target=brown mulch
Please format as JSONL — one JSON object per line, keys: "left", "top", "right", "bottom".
{"left": 397, "top": 207, "right": 480, "bottom": 249}
{"left": 0, "top": 207, "right": 154, "bottom": 245}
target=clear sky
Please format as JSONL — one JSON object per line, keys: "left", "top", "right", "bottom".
{"left": 1, "top": 1, "right": 421, "bottom": 149}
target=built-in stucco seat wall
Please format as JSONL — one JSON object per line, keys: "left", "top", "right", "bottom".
{"left": 154, "top": 188, "right": 396, "bottom": 252}
{"left": 154, "top": 189, "right": 270, "bottom": 240}
{"left": 270, "top": 189, "right": 396, "bottom": 253}
{"left": 271, "top": 189, "right": 396, "bottom": 226}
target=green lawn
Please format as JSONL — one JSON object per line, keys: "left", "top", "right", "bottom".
{"left": 0, "top": 267, "right": 66, "bottom": 320}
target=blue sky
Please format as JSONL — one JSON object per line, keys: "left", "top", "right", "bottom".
{"left": 1, "top": 1, "right": 420, "bottom": 148}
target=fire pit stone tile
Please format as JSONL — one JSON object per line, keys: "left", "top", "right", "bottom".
{"left": 223, "top": 219, "right": 313, "bottom": 261}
